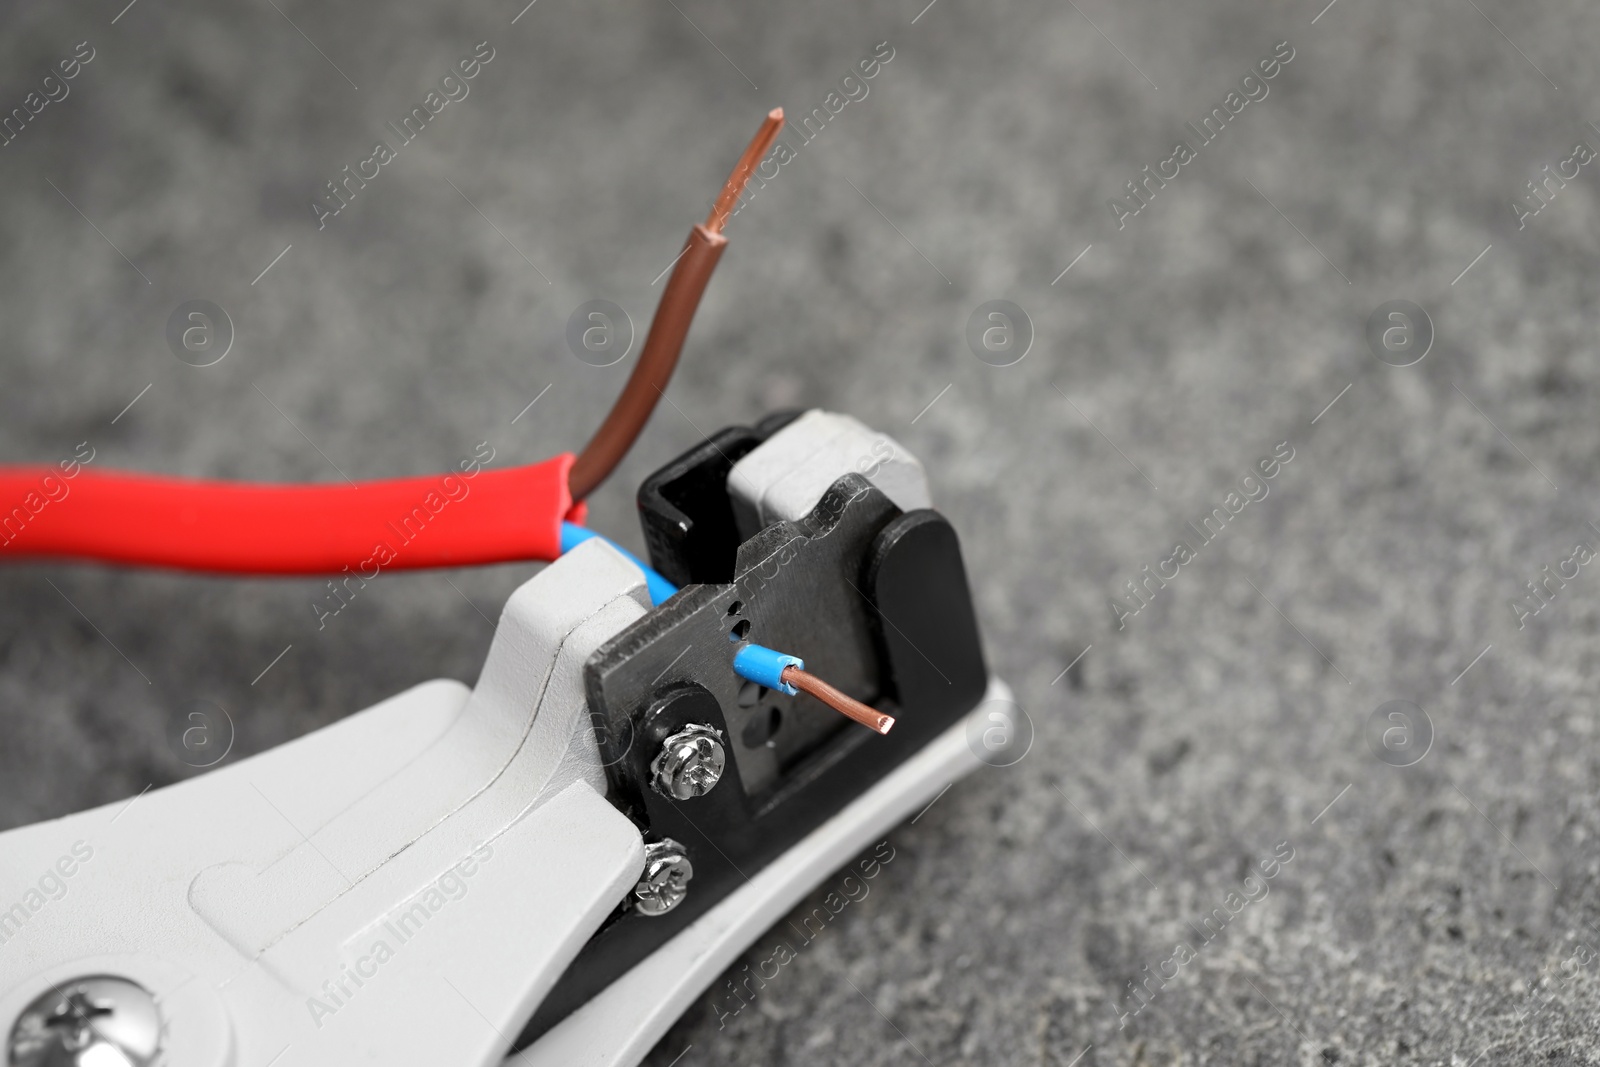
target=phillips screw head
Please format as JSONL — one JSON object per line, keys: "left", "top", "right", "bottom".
{"left": 633, "top": 839, "right": 694, "bottom": 916}
{"left": 8, "top": 976, "right": 162, "bottom": 1067}
{"left": 650, "top": 724, "right": 726, "bottom": 800}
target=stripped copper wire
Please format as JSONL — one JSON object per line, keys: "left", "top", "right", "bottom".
{"left": 781, "top": 665, "right": 896, "bottom": 735}
{"left": 706, "top": 107, "right": 784, "bottom": 233}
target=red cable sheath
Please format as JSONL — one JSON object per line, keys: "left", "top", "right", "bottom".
{"left": 0, "top": 454, "right": 580, "bottom": 575}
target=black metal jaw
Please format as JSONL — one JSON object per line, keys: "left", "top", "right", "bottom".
{"left": 515, "top": 417, "right": 988, "bottom": 1048}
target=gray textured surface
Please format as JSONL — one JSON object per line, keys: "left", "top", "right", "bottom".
{"left": 3, "top": 0, "right": 1600, "bottom": 1063}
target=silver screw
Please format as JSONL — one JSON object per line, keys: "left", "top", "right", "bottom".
{"left": 650, "top": 724, "right": 726, "bottom": 800}
{"left": 8, "top": 975, "right": 162, "bottom": 1067}
{"left": 633, "top": 839, "right": 693, "bottom": 916}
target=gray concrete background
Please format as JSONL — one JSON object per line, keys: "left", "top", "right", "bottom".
{"left": 3, "top": 0, "right": 1600, "bottom": 1063}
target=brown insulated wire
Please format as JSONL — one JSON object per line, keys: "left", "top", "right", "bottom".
{"left": 568, "top": 108, "right": 785, "bottom": 501}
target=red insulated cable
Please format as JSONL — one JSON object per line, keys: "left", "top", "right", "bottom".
{"left": 0, "top": 109, "right": 782, "bottom": 577}
{"left": 0, "top": 454, "right": 578, "bottom": 575}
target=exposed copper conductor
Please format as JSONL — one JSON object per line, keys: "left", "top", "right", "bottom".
{"left": 782, "top": 665, "right": 896, "bottom": 735}
{"left": 706, "top": 107, "right": 785, "bottom": 233}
